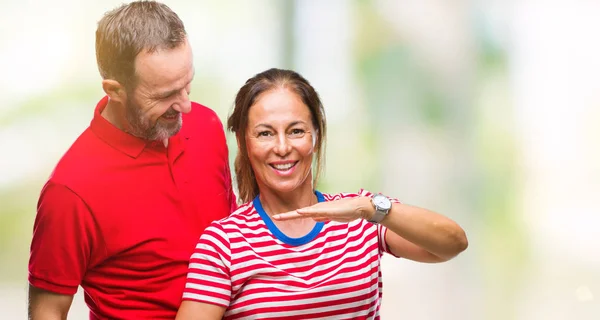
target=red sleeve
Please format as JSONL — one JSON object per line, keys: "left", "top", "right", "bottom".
{"left": 212, "top": 110, "right": 237, "bottom": 214}
{"left": 28, "top": 181, "right": 98, "bottom": 295}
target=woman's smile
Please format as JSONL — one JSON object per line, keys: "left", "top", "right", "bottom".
{"left": 270, "top": 160, "right": 299, "bottom": 175}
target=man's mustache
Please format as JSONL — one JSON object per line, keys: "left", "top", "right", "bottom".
{"left": 162, "top": 109, "right": 179, "bottom": 117}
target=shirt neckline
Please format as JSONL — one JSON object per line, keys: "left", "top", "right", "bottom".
{"left": 90, "top": 96, "right": 187, "bottom": 158}
{"left": 253, "top": 190, "right": 325, "bottom": 246}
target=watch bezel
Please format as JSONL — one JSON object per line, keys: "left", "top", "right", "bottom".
{"left": 372, "top": 193, "right": 392, "bottom": 212}
{"left": 368, "top": 193, "right": 392, "bottom": 224}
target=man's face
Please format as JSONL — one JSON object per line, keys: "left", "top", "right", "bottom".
{"left": 124, "top": 39, "right": 194, "bottom": 141}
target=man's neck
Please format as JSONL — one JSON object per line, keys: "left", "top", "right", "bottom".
{"left": 101, "top": 98, "right": 168, "bottom": 147}
{"left": 101, "top": 99, "right": 128, "bottom": 132}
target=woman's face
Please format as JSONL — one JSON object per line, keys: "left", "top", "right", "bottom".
{"left": 245, "top": 88, "right": 317, "bottom": 197}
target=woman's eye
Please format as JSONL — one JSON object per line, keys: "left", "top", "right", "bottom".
{"left": 258, "top": 131, "right": 271, "bottom": 137}
{"left": 291, "top": 129, "right": 304, "bottom": 135}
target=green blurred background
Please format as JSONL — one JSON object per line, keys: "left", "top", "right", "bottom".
{"left": 1, "top": 1, "right": 599, "bottom": 319}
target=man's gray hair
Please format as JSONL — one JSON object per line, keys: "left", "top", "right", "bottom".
{"left": 95, "top": 0, "right": 187, "bottom": 90}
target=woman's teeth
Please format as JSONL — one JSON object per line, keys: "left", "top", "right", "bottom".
{"left": 273, "top": 163, "right": 295, "bottom": 170}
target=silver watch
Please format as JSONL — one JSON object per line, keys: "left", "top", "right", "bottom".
{"left": 368, "top": 193, "right": 392, "bottom": 224}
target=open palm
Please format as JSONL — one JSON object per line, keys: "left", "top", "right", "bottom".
{"left": 272, "top": 197, "right": 371, "bottom": 223}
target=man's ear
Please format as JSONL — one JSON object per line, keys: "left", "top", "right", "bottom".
{"left": 101, "top": 79, "right": 127, "bottom": 104}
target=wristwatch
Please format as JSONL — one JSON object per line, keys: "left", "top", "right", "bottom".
{"left": 368, "top": 193, "right": 392, "bottom": 224}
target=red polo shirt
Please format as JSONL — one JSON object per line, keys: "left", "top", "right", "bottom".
{"left": 29, "top": 96, "right": 236, "bottom": 319}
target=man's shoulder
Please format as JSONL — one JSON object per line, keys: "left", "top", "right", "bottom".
{"left": 181, "top": 102, "right": 228, "bottom": 149}
{"left": 46, "top": 126, "right": 112, "bottom": 188}
{"left": 185, "top": 102, "right": 223, "bottom": 128}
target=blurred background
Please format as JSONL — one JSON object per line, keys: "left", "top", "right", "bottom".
{"left": 1, "top": 0, "right": 599, "bottom": 319}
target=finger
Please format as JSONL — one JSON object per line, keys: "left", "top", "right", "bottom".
{"left": 272, "top": 211, "right": 304, "bottom": 221}
{"left": 296, "top": 207, "right": 321, "bottom": 215}
{"left": 296, "top": 206, "right": 338, "bottom": 215}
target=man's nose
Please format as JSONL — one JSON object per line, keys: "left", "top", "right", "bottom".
{"left": 172, "top": 89, "right": 191, "bottom": 114}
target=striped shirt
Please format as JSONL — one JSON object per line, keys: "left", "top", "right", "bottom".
{"left": 182, "top": 189, "right": 399, "bottom": 319}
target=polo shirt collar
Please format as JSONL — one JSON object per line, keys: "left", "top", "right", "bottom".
{"left": 90, "top": 96, "right": 177, "bottom": 158}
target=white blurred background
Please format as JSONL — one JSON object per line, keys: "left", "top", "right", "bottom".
{"left": 1, "top": 0, "right": 599, "bottom": 319}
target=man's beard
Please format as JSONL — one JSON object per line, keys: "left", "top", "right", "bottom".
{"left": 124, "top": 96, "right": 182, "bottom": 141}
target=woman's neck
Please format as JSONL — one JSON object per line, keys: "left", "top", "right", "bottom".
{"left": 258, "top": 185, "right": 319, "bottom": 239}
{"left": 258, "top": 185, "right": 318, "bottom": 216}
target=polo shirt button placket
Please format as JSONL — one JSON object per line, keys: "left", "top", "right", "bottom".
{"left": 183, "top": 136, "right": 190, "bottom": 185}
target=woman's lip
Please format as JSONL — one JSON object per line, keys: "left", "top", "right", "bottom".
{"left": 270, "top": 161, "right": 297, "bottom": 165}
{"left": 269, "top": 161, "right": 298, "bottom": 175}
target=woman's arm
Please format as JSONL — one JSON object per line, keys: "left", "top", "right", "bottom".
{"left": 272, "top": 194, "right": 468, "bottom": 263}
{"left": 176, "top": 301, "right": 225, "bottom": 320}
{"left": 365, "top": 198, "right": 468, "bottom": 262}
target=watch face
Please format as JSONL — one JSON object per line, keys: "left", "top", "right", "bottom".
{"left": 373, "top": 194, "right": 391, "bottom": 210}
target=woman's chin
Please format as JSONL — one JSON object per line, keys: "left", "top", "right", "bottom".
{"left": 267, "top": 181, "right": 312, "bottom": 195}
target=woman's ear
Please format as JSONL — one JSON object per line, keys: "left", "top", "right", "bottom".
{"left": 102, "top": 79, "right": 127, "bottom": 104}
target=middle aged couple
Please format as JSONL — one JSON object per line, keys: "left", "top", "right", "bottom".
{"left": 27, "top": 1, "right": 468, "bottom": 319}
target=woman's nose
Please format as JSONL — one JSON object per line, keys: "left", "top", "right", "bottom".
{"left": 274, "top": 134, "right": 292, "bottom": 156}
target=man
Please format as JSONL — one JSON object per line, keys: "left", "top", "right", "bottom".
{"left": 27, "top": 1, "right": 236, "bottom": 319}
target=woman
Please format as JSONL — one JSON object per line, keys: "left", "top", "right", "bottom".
{"left": 176, "top": 68, "right": 468, "bottom": 320}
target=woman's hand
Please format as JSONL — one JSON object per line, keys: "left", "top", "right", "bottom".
{"left": 272, "top": 197, "right": 374, "bottom": 222}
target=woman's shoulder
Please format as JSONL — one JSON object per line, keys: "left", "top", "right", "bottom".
{"left": 211, "top": 200, "right": 261, "bottom": 228}
{"left": 319, "top": 188, "right": 374, "bottom": 201}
